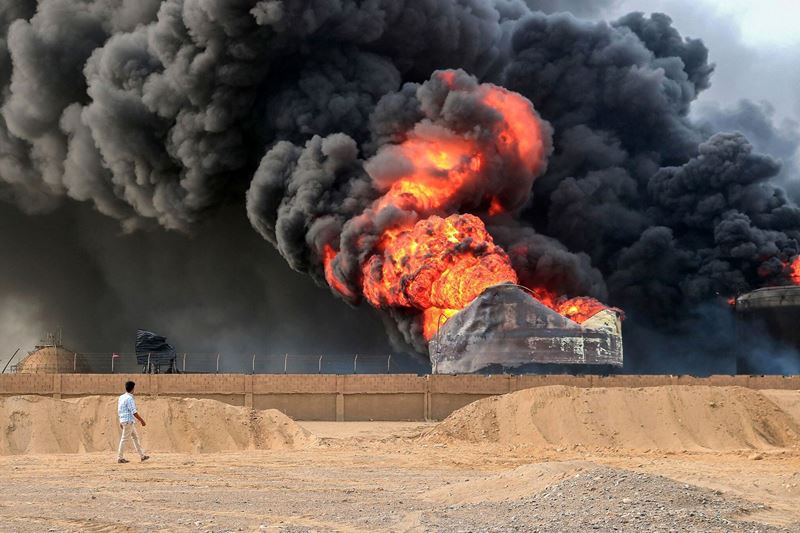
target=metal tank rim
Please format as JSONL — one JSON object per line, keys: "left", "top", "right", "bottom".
{"left": 734, "top": 285, "right": 800, "bottom": 311}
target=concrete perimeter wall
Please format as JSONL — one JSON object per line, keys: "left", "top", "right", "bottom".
{"left": 1, "top": 374, "right": 798, "bottom": 421}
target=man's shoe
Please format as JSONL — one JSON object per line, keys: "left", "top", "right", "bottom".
{"left": 141, "top": 455, "right": 150, "bottom": 462}
{"left": 117, "top": 458, "right": 129, "bottom": 464}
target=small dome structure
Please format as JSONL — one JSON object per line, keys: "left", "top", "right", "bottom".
{"left": 15, "top": 333, "right": 90, "bottom": 374}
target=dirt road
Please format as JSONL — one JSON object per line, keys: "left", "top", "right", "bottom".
{"left": 0, "top": 420, "right": 798, "bottom": 532}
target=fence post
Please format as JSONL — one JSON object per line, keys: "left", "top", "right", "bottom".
{"left": 147, "top": 353, "right": 151, "bottom": 374}
{"left": 318, "top": 355, "right": 323, "bottom": 374}
{"left": 73, "top": 352, "right": 77, "bottom": 373}
{"left": 387, "top": 354, "right": 391, "bottom": 374}
{"left": 111, "top": 353, "right": 114, "bottom": 374}
{"left": 284, "top": 353, "right": 288, "bottom": 374}
{"left": 216, "top": 353, "right": 220, "bottom": 374}
{"left": 252, "top": 353, "right": 256, "bottom": 374}
{"left": 353, "top": 354, "right": 358, "bottom": 374}
{"left": 183, "top": 352, "right": 187, "bottom": 373}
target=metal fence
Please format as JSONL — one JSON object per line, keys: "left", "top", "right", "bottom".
{"left": 26, "top": 352, "right": 430, "bottom": 374}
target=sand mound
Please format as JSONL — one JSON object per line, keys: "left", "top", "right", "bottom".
{"left": 0, "top": 395, "right": 317, "bottom": 455}
{"left": 761, "top": 390, "right": 800, "bottom": 425}
{"left": 423, "top": 385, "right": 800, "bottom": 452}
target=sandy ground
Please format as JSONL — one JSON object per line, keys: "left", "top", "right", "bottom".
{"left": 0, "top": 388, "right": 799, "bottom": 532}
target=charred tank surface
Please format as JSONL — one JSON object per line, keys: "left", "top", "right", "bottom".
{"left": 429, "top": 284, "right": 623, "bottom": 374}
{"left": 733, "top": 286, "right": 800, "bottom": 372}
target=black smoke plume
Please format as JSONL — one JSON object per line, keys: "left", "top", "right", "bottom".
{"left": 1, "top": 1, "right": 799, "bottom": 372}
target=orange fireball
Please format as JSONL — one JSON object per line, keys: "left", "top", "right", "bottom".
{"left": 323, "top": 70, "right": 614, "bottom": 341}
{"left": 362, "top": 214, "right": 518, "bottom": 312}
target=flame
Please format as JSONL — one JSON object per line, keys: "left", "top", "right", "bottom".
{"left": 422, "top": 307, "right": 459, "bottom": 339}
{"left": 323, "top": 70, "right": 616, "bottom": 341}
{"left": 373, "top": 136, "right": 483, "bottom": 213}
{"left": 323, "top": 245, "right": 356, "bottom": 301}
{"left": 481, "top": 87, "right": 544, "bottom": 165}
{"left": 554, "top": 296, "right": 610, "bottom": 324}
{"left": 363, "top": 214, "right": 518, "bottom": 311}
{"left": 487, "top": 196, "right": 505, "bottom": 216}
{"left": 790, "top": 256, "right": 800, "bottom": 284}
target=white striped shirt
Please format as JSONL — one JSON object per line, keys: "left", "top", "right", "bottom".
{"left": 117, "top": 392, "right": 137, "bottom": 424}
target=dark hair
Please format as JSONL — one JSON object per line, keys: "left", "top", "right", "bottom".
{"left": 125, "top": 381, "right": 135, "bottom": 393}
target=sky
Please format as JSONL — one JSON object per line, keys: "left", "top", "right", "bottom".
{"left": 700, "top": 0, "right": 800, "bottom": 47}
{"left": 603, "top": 0, "right": 800, "bottom": 122}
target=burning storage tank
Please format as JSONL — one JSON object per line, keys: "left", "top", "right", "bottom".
{"left": 310, "top": 70, "right": 623, "bottom": 363}
{"left": 732, "top": 286, "right": 800, "bottom": 373}
{"left": 429, "top": 284, "right": 623, "bottom": 373}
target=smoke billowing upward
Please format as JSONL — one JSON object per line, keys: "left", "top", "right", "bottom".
{"left": 0, "top": 200, "right": 395, "bottom": 360}
{"left": 1, "top": 0, "right": 800, "bottom": 373}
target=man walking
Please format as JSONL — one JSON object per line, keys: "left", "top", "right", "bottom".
{"left": 117, "top": 380, "right": 150, "bottom": 463}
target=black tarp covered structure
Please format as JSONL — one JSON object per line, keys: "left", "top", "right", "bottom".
{"left": 135, "top": 329, "right": 177, "bottom": 371}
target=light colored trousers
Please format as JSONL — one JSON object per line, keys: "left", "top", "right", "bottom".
{"left": 117, "top": 422, "right": 145, "bottom": 459}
